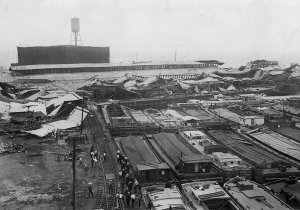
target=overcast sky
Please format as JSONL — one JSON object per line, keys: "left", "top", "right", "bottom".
{"left": 1, "top": 0, "right": 300, "bottom": 67}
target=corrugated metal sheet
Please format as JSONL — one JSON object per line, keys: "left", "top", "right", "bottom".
{"left": 250, "top": 129, "right": 300, "bottom": 161}
{"left": 214, "top": 108, "right": 240, "bottom": 123}
{"left": 26, "top": 106, "right": 88, "bottom": 137}
{"left": 119, "top": 136, "right": 168, "bottom": 170}
{"left": 207, "top": 130, "right": 282, "bottom": 166}
{"left": 9, "top": 102, "right": 47, "bottom": 115}
{"left": 0, "top": 101, "right": 10, "bottom": 120}
{"left": 45, "top": 92, "right": 82, "bottom": 108}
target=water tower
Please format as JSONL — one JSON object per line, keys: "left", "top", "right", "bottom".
{"left": 70, "top": 17, "right": 82, "bottom": 46}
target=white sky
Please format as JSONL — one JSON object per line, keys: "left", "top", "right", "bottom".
{"left": 1, "top": 0, "right": 300, "bottom": 67}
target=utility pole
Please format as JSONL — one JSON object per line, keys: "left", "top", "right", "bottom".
{"left": 72, "top": 132, "right": 76, "bottom": 210}
{"left": 282, "top": 99, "right": 285, "bottom": 119}
{"left": 81, "top": 96, "right": 85, "bottom": 134}
{"left": 175, "top": 49, "right": 177, "bottom": 61}
{"left": 72, "top": 96, "right": 84, "bottom": 210}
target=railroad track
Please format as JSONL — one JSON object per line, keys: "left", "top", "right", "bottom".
{"left": 87, "top": 111, "right": 117, "bottom": 210}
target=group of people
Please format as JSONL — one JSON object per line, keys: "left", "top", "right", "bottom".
{"left": 89, "top": 144, "right": 107, "bottom": 168}
{"left": 116, "top": 186, "right": 143, "bottom": 208}
{"left": 116, "top": 149, "right": 144, "bottom": 208}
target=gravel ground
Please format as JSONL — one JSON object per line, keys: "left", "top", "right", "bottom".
{"left": 0, "top": 130, "right": 98, "bottom": 210}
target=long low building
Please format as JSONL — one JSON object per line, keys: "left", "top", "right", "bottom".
{"left": 179, "top": 107, "right": 228, "bottom": 127}
{"left": 145, "top": 108, "right": 180, "bottom": 128}
{"left": 128, "top": 109, "right": 156, "bottom": 126}
{"left": 118, "top": 135, "right": 170, "bottom": 183}
{"left": 248, "top": 128, "right": 300, "bottom": 162}
{"left": 206, "top": 130, "right": 300, "bottom": 183}
{"left": 178, "top": 129, "right": 252, "bottom": 180}
{"left": 10, "top": 61, "right": 220, "bottom": 75}
{"left": 213, "top": 108, "right": 264, "bottom": 127}
{"left": 147, "top": 132, "right": 223, "bottom": 181}
{"left": 273, "top": 126, "right": 300, "bottom": 143}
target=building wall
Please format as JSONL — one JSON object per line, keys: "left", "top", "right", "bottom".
{"left": 17, "top": 46, "right": 110, "bottom": 65}
{"left": 180, "top": 162, "right": 213, "bottom": 173}
{"left": 136, "top": 169, "right": 170, "bottom": 183}
{"left": 239, "top": 117, "right": 264, "bottom": 126}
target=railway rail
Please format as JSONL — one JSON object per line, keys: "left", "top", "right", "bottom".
{"left": 87, "top": 111, "right": 118, "bottom": 210}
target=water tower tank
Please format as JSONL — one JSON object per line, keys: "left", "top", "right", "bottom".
{"left": 71, "top": 17, "right": 80, "bottom": 33}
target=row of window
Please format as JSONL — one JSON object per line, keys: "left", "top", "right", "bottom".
{"left": 15, "top": 63, "right": 218, "bottom": 75}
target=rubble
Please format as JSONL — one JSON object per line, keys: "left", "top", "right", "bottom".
{"left": 1, "top": 58, "right": 300, "bottom": 210}
{"left": 0, "top": 142, "right": 26, "bottom": 154}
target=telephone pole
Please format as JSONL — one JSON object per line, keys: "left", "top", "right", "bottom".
{"left": 72, "top": 96, "right": 85, "bottom": 210}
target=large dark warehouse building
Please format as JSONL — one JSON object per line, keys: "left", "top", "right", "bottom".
{"left": 12, "top": 45, "right": 110, "bottom": 66}
{"left": 10, "top": 45, "right": 221, "bottom": 75}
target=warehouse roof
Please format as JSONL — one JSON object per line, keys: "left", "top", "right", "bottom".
{"left": 213, "top": 108, "right": 240, "bottom": 123}
{"left": 225, "top": 178, "right": 293, "bottom": 210}
{"left": 212, "top": 152, "right": 241, "bottom": 163}
{"left": 148, "top": 187, "right": 192, "bottom": 210}
{"left": 180, "top": 130, "right": 216, "bottom": 154}
{"left": 207, "top": 130, "right": 285, "bottom": 167}
{"left": 181, "top": 108, "right": 213, "bottom": 121}
{"left": 119, "top": 135, "right": 169, "bottom": 171}
{"left": 152, "top": 133, "right": 213, "bottom": 164}
{"left": 129, "top": 110, "right": 155, "bottom": 124}
{"left": 249, "top": 129, "right": 300, "bottom": 161}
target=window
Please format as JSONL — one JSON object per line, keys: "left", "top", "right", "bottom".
{"left": 161, "top": 171, "right": 165, "bottom": 175}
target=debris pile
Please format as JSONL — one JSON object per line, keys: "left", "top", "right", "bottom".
{"left": 0, "top": 142, "right": 26, "bottom": 154}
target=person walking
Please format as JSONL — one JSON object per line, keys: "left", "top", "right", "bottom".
{"left": 90, "top": 151, "right": 94, "bottom": 159}
{"left": 91, "top": 158, "right": 94, "bottom": 168}
{"left": 131, "top": 193, "right": 136, "bottom": 207}
{"left": 117, "top": 154, "right": 120, "bottom": 163}
{"left": 93, "top": 156, "right": 98, "bottom": 167}
{"left": 84, "top": 164, "right": 89, "bottom": 175}
{"left": 88, "top": 183, "right": 93, "bottom": 198}
{"left": 108, "top": 180, "right": 113, "bottom": 193}
{"left": 78, "top": 156, "right": 84, "bottom": 167}
{"left": 137, "top": 193, "right": 142, "bottom": 207}
{"left": 94, "top": 150, "right": 98, "bottom": 160}
{"left": 147, "top": 201, "right": 152, "bottom": 209}
{"left": 125, "top": 191, "right": 131, "bottom": 207}
{"left": 103, "top": 152, "right": 107, "bottom": 162}
{"left": 119, "top": 193, "right": 124, "bottom": 202}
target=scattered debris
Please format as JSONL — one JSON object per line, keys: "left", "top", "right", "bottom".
{"left": 0, "top": 142, "right": 26, "bottom": 154}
